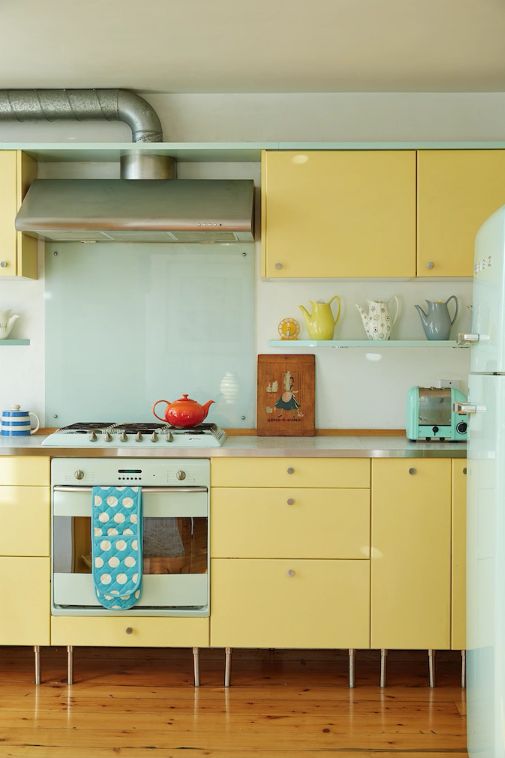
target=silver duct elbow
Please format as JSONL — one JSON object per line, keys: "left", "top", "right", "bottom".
{"left": 0, "top": 88, "right": 163, "bottom": 143}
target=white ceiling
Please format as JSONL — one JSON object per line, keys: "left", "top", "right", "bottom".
{"left": 1, "top": 0, "right": 505, "bottom": 93}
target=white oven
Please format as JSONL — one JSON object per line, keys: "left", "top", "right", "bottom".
{"left": 51, "top": 458, "right": 209, "bottom": 616}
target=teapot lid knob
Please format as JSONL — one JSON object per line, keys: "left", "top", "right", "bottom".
{"left": 182, "top": 394, "right": 189, "bottom": 399}
{"left": 11, "top": 404, "right": 20, "bottom": 410}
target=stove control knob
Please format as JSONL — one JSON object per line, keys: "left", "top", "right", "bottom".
{"left": 166, "top": 431, "right": 173, "bottom": 442}
{"left": 74, "top": 470, "right": 84, "bottom": 480}
{"left": 120, "top": 430, "right": 128, "bottom": 442}
{"left": 89, "top": 431, "right": 97, "bottom": 442}
{"left": 135, "top": 432, "right": 143, "bottom": 442}
{"left": 176, "top": 470, "right": 186, "bottom": 481}
{"left": 151, "top": 431, "right": 159, "bottom": 443}
{"left": 105, "top": 431, "right": 113, "bottom": 442}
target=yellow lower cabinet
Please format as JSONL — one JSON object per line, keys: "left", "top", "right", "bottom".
{"left": 211, "top": 559, "right": 370, "bottom": 648}
{"left": 211, "top": 488, "right": 370, "bottom": 559}
{"left": 0, "top": 487, "right": 49, "bottom": 556}
{"left": 0, "top": 456, "right": 49, "bottom": 486}
{"left": 211, "top": 458, "right": 370, "bottom": 489}
{"left": 0, "top": 557, "right": 50, "bottom": 645}
{"left": 51, "top": 616, "right": 209, "bottom": 647}
{"left": 452, "top": 460, "right": 467, "bottom": 650}
{"left": 371, "top": 459, "right": 451, "bottom": 649}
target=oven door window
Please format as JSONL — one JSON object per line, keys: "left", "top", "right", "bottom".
{"left": 54, "top": 516, "right": 208, "bottom": 575}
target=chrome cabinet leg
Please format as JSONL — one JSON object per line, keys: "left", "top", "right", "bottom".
{"left": 193, "top": 647, "right": 200, "bottom": 687}
{"left": 348, "top": 648, "right": 355, "bottom": 688}
{"left": 461, "top": 650, "right": 466, "bottom": 689}
{"left": 224, "top": 647, "right": 232, "bottom": 688}
{"left": 428, "top": 649, "right": 436, "bottom": 688}
{"left": 34, "top": 645, "right": 41, "bottom": 685}
{"left": 380, "top": 649, "right": 387, "bottom": 688}
{"left": 67, "top": 645, "right": 73, "bottom": 685}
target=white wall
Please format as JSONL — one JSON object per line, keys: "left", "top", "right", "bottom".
{"left": 0, "top": 92, "right": 488, "bottom": 428}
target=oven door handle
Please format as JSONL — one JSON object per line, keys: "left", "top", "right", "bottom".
{"left": 53, "top": 486, "right": 208, "bottom": 493}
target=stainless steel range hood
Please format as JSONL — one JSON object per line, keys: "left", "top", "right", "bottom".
{"left": 15, "top": 178, "right": 255, "bottom": 243}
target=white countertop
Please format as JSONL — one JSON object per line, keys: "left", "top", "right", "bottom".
{"left": 0, "top": 434, "right": 467, "bottom": 458}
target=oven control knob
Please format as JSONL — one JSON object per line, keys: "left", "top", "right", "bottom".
{"left": 74, "top": 470, "right": 84, "bottom": 480}
{"left": 105, "top": 431, "right": 113, "bottom": 442}
{"left": 135, "top": 432, "right": 143, "bottom": 442}
{"left": 176, "top": 470, "right": 186, "bottom": 481}
{"left": 89, "top": 431, "right": 97, "bottom": 442}
{"left": 120, "top": 430, "right": 128, "bottom": 442}
{"left": 151, "top": 431, "right": 159, "bottom": 442}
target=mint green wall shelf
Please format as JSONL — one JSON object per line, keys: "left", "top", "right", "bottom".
{"left": 268, "top": 340, "right": 467, "bottom": 349}
{"left": 0, "top": 339, "right": 30, "bottom": 345}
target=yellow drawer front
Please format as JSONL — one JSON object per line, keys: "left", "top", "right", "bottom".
{"left": 211, "top": 488, "right": 370, "bottom": 559}
{"left": 51, "top": 616, "right": 209, "bottom": 647}
{"left": 452, "top": 460, "right": 467, "bottom": 650}
{"left": 0, "top": 457, "right": 49, "bottom": 486}
{"left": 0, "top": 557, "right": 50, "bottom": 645}
{"left": 211, "top": 458, "right": 370, "bottom": 488}
{"left": 0, "top": 487, "right": 49, "bottom": 556}
{"left": 371, "top": 459, "right": 451, "bottom": 649}
{"left": 210, "top": 559, "right": 370, "bottom": 649}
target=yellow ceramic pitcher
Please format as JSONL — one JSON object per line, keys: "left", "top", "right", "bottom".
{"left": 298, "top": 296, "right": 341, "bottom": 340}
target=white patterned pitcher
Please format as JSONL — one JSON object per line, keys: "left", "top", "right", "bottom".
{"left": 355, "top": 297, "right": 400, "bottom": 341}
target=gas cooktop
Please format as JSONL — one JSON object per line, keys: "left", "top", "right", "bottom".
{"left": 42, "top": 422, "right": 226, "bottom": 448}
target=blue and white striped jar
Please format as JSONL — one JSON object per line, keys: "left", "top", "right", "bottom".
{"left": 1, "top": 405, "right": 40, "bottom": 436}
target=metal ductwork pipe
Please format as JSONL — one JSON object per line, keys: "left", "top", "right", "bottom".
{"left": 0, "top": 88, "right": 175, "bottom": 178}
{"left": 0, "top": 88, "right": 163, "bottom": 142}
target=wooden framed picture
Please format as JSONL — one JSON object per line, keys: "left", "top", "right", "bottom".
{"left": 257, "top": 354, "right": 315, "bottom": 436}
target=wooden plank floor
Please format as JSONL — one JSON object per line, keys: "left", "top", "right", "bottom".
{"left": 0, "top": 648, "right": 467, "bottom": 757}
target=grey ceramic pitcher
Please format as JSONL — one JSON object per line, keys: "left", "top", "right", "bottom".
{"left": 415, "top": 296, "right": 459, "bottom": 340}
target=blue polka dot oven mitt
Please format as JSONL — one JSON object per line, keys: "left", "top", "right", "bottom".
{"left": 91, "top": 486, "right": 143, "bottom": 610}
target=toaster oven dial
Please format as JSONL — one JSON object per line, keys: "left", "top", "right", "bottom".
{"left": 432, "top": 425, "right": 439, "bottom": 434}
{"left": 457, "top": 421, "right": 468, "bottom": 434}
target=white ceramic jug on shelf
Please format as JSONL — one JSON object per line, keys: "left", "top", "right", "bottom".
{"left": 355, "top": 297, "right": 400, "bottom": 341}
{"left": 0, "top": 310, "right": 19, "bottom": 339}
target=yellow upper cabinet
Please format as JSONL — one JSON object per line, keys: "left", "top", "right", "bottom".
{"left": 0, "top": 150, "right": 38, "bottom": 279}
{"left": 417, "top": 150, "right": 505, "bottom": 277}
{"left": 261, "top": 150, "right": 416, "bottom": 278}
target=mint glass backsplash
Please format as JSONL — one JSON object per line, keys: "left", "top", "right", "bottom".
{"left": 45, "top": 243, "right": 255, "bottom": 428}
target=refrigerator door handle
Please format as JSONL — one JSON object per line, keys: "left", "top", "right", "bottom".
{"left": 457, "top": 332, "right": 480, "bottom": 345}
{"left": 453, "top": 401, "right": 479, "bottom": 415}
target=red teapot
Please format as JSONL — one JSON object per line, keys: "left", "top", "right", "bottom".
{"left": 152, "top": 394, "right": 215, "bottom": 428}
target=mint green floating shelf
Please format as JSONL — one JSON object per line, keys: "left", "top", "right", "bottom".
{"left": 0, "top": 339, "right": 30, "bottom": 346}
{"left": 268, "top": 339, "right": 467, "bottom": 349}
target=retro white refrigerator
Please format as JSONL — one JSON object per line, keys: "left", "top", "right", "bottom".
{"left": 462, "top": 205, "right": 505, "bottom": 758}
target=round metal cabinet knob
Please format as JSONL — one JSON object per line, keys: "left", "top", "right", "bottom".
{"left": 0, "top": 261, "right": 8, "bottom": 268}
{"left": 425, "top": 261, "right": 435, "bottom": 270}
{"left": 125, "top": 627, "right": 133, "bottom": 635}
{"left": 287, "top": 569, "right": 296, "bottom": 577}
{"left": 408, "top": 467, "right": 417, "bottom": 475}
{"left": 287, "top": 467, "right": 295, "bottom": 475}
{"left": 176, "top": 470, "right": 186, "bottom": 481}
{"left": 74, "top": 470, "right": 84, "bottom": 480}
{"left": 287, "top": 498, "right": 295, "bottom": 505}
{"left": 463, "top": 467, "right": 467, "bottom": 475}
{"left": 274, "top": 262, "right": 284, "bottom": 270}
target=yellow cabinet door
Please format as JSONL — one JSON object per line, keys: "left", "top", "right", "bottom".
{"left": 371, "top": 459, "right": 451, "bottom": 649}
{"left": 0, "top": 487, "right": 50, "bottom": 556}
{"left": 211, "top": 487, "right": 370, "bottom": 559}
{"left": 261, "top": 150, "right": 416, "bottom": 278}
{"left": 452, "top": 460, "right": 467, "bottom": 650}
{"left": 0, "top": 150, "right": 37, "bottom": 279}
{"left": 211, "top": 457, "right": 370, "bottom": 489}
{"left": 0, "top": 557, "right": 50, "bottom": 645}
{"left": 417, "top": 150, "right": 505, "bottom": 277}
{"left": 0, "top": 151, "right": 17, "bottom": 277}
{"left": 211, "top": 558, "right": 370, "bottom": 648}
{"left": 51, "top": 616, "right": 209, "bottom": 648}
{"left": 0, "top": 456, "right": 49, "bottom": 486}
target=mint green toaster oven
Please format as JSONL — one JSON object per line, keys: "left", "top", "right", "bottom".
{"left": 406, "top": 386, "right": 468, "bottom": 442}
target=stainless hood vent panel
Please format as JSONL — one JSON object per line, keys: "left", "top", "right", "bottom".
{"left": 16, "top": 179, "right": 255, "bottom": 243}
